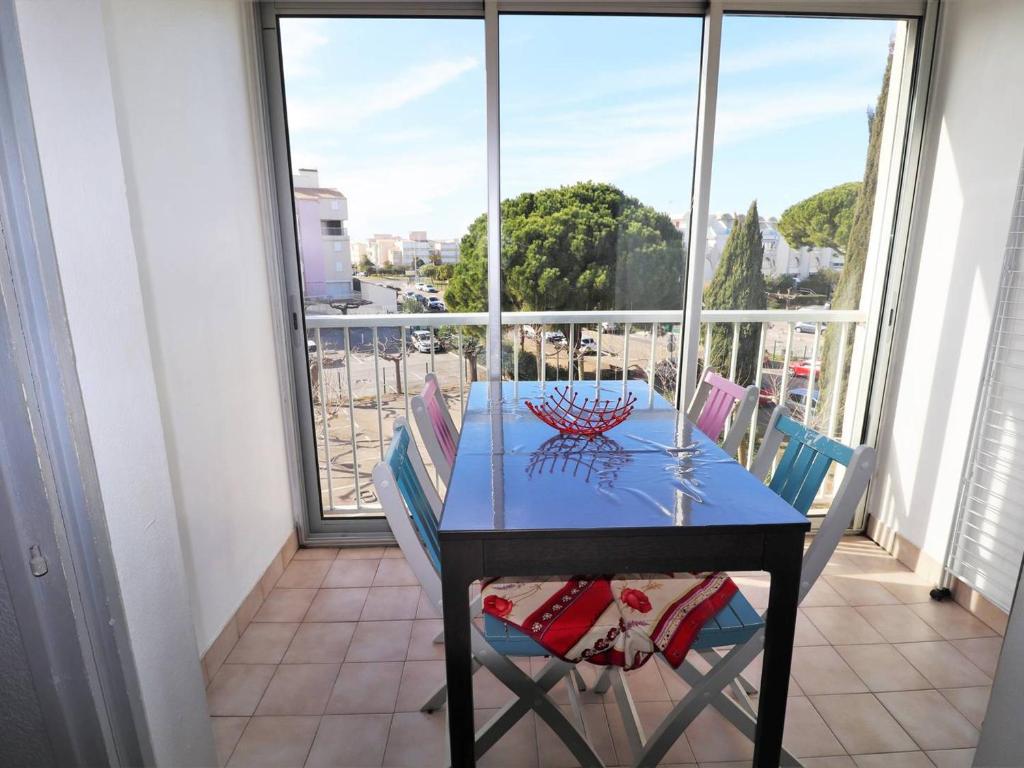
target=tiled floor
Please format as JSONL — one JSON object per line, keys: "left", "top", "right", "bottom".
{"left": 207, "top": 537, "right": 1002, "bottom": 767}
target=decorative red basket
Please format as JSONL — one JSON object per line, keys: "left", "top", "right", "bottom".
{"left": 525, "top": 386, "right": 637, "bottom": 437}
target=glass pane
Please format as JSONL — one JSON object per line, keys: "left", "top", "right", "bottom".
{"left": 280, "top": 18, "right": 486, "bottom": 516}
{"left": 702, "top": 15, "right": 908, "bottom": 488}
{"left": 490, "top": 14, "right": 701, "bottom": 395}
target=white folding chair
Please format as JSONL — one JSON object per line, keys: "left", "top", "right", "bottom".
{"left": 687, "top": 369, "right": 760, "bottom": 457}
{"left": 373, "top": 419, "right": 641, "bottom": 766}
{"left": 411, "top": 372, "right": 459, "bottom": 485}
{"left": 607, "top": 406, "right": 876, "bottom": 766}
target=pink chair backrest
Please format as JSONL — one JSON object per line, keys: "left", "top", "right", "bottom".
{"left": 695, "top": 371, "right": 748, "bottom": 442}
{"left": 423, "top": 376, "right": 457, "bottom": 466}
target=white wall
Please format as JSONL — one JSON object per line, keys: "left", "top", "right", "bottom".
{"left": 871, "top": 0, "right": 1024, "bottom": 564}
{"left": 14, "top": 0, "right": 215, "bottom": 763}
{"left": 100, "top": 0, "right": 296, "bottom": 652}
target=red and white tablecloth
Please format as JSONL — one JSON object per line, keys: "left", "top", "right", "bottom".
{"left": 481, "top": 572, "right": 737, "bottom": 671}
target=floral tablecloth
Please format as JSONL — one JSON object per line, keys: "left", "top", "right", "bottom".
{"left": 482, "top": 572, "right": 736, "bottom": 670}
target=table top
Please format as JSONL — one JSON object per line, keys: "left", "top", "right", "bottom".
{"left": 439, "top": 380, "right": 810, "bottom": 536}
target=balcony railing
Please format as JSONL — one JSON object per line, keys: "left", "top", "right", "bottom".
{"left": 304, "top": 308, "right": 867, "bottom": 515}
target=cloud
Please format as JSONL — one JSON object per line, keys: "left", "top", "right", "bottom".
{"left": 285, "top": 56, "right": 480, "bottom": 133}
{"left": 279, "top": 19, "right": 329, "bottom": 78}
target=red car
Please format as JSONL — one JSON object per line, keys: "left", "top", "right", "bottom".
{"left": 789, "top": 359, "right": 821, "bottom": 378}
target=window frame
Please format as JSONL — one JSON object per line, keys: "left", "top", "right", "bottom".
{"left": 255, "top": 0, "right": 937, "bottom": 542}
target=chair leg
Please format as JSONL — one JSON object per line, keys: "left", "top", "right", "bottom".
{"left": 699, "top": 648, "right": 758, "bottom": 695}
{"left": 608, "top": 668, "right": 646, "bottom": 764}
{"left": 570, "top": 667, "right": 588, "bottom": 692}
{"left": 592, "top": 666, "right": 612, "bottom": 694}
{"left": 421, "top": 657, "right": 481, "bottom": 713}
{"left": 469, "top": 632, "right": 606, "bottom": 767}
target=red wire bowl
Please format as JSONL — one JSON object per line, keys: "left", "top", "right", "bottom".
{"left": 525, "top": 386, "right": 637, "bottom": 437}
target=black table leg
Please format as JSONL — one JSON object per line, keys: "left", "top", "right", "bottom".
{"left": 440, "top": 539, "right": 481, "bottom": 767}
{"left": 753, "top": 532, "right": 804, "bottom": 767}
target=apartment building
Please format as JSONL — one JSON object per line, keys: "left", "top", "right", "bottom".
{"left": 292, "top": 169, "right": 353, "bottom": 298}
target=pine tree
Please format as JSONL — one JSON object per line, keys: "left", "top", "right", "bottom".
{"left": 703, "top": 200, "right": 767, "bottom": 385}
{"left": 817, "top": 48, "right": 893, "bottom": 424}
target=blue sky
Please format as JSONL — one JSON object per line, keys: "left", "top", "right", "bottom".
{"left": 281, "top": 14, "right": 896, "bottom": 242}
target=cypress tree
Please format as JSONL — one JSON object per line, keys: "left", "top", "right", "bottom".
{"left": 703, "top": 200, "right": 767, "bottom": 385}
{"left": 817, "top": 47, "right": 893, "bottom": 425}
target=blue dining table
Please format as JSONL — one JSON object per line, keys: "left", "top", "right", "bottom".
{"left": 439, "top": 379, "right": 809, "bottom": 767}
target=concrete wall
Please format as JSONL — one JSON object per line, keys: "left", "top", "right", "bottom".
{"left": 100, "top": 0, "right": 296, "bottom": 653}
{"left": 14, "top": 0, "right": 215, "bottom": 762}
{"left": 871, "top": 0, "right": 1024, "bottom": 565}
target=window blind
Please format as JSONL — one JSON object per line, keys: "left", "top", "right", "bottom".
{"left": 947, "top": 157, "right": 1024, "bottom": 612}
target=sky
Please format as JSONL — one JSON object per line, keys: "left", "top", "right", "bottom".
{"left": 280, "top": 14, "right": 897, "bottom": 243}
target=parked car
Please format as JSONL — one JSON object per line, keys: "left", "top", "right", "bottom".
{"left": 789, "top": 359, "right": 821, "bottom": 378}
{"left": 543, "top": 331, "right": 567, "bottom": 347}
{"left": 414, "top": 294, "right": 428, "bottom": 305}
{"left": 424, "top": 285, "right": 439, "bottom": 293}
{"left": 579, "top": 337, "right": 598, "bottom": 355}
{"left": 411, "top": 330, "right": 442, "bottom": 353}
{"left": 787, "top": 387, "right": 820, "bottom": 418}
{"left": 795, "top": 321, "right": 818, "bottom": 334}
{"left": 306, "top": 338, "right": 317, "bottom": 355}
{"left": 600, "top": 322, "right": 620, "bottom": 333}
{"left": 426, "top": 297, "right": 446, "bottom": 312}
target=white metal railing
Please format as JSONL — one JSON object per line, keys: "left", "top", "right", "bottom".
{"left": 304, "top": 308, "right": 867, "bottom": 514}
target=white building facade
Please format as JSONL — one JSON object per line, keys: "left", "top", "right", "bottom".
{"left": 292, "top": 169, "right": 353, "bottom": 298}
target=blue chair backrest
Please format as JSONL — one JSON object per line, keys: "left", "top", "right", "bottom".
{"left": 386, "top": 424, "right": 441, "bottom": 570}
{"left": 769, "top": 415, "right": 854, "bottom": 515}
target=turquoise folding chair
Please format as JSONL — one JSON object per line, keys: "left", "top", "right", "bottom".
{"left": 604, "top": 405, "right": 876, "bottom": 766}
{"left": 373, "top": 419, "right": 638, "bottom": 766}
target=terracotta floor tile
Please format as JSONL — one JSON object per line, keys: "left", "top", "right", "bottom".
{"left": 684, "top": 706, "right": 754, "bottom": 764}
{"left": 255, "top": 663, "right": 339, "bottom": 716}
{"left": 381, "top": 547, "right": 405, "bottom": 559}
{"left": 894, "top": 641, "right": 992, "bottom": 689}
{"left": 305, "top": 588, "right": 369, "bottom": 623}
{"left": 850, "top": 753, "right": 934, "bottom": 767}
{"left": 606, "top": 698, "right": 696, "bottom": 765}
{"left": 795, "top": 610, "right": 830, "bottom": 646}
{"left": 373, "top": 558, "right": 419, "bottom": 587}
{"left": 800, "top": 757, "right": 858, "bottom": 767}
{"left": 739, "top": 650, "right": 803, "bottom": 697}
{"left": 406, "top": 619, "right": 445, "bottom": 661}
{"left": 226, "top": 622, "right": 299, "bottom": 665}
{"left": 360, "top": 586, "right": 422, "bottom": 621}
{"left": 949, "top": 636, "right": 1002, "bottom": 677}
{"left": 282, "top": 622, "right": 356, "bottom": 664}
{"left": 226, "top": 715, "right": 319, "bottom": 767}
{"left": 277, "top": 560, "right": 331, "bottom": 589}
{"left": 925, "top": 748, "right": 975, "bottom": 768}
{"left": 292, "top": 547, "right": 341, "bottom": 561}
{"left": 326, "top": 661, "right": 403, "bottom": 714}
{"left": 383, "top": 710, "right": 447, "bottom": 767}
{"left": 253, "top": 589, "right": 317, "bottom": 623}
{"left": 472, "top": 662, "right": 532, "bottom": 709}
{"left": 824, "top": 574, "right": 901, "bottom": 606}
{"left": 876, "top": 689, "right": 978, "bottom": 750}
{"left": 909, "top": 602, "right": 998, "bottom": 640}
{"left": 809, "top": 694, "right": 916, "bottom": 755}
{"left": 790, "top": 646, "right": 868, "bottom": 695}
{"left": 803, "top": 607, "right": 885, "bottom": 645}
{"left": 536, "top": 703, "right": 617, "bottom": 768}
{"left": 211, "top": 716, "right": 248, "bottom": 766}
{"left": 346, "top": 620, "right": 414, "bottom": 662}
{"left": 938, "top": 686, "right": 990, "bottom": 730}
{"left": 802, "top": 579, "right": 848, "bottom": 607}
{"left": 621, "top": 659, "right": 672, "bottom": 702}
{"left": 306, "top": 714, "right": 392, "bottom": 767}
{"left": 475, "top": 707, "right": 539, "bottom": 767}
{"left": 323, "top": 558, "right": 380, "bottom": 588}
{"left": 336, "top": 546, "right": 386, "bottom": 559}
{"left": 834, "top": 644, "right": 930, "bottom": 692}
{"left": 207, "top": 664, "right": 276, "bottom": 716}
{"left": 854, "top": 605, "right": 943, "bottom": 644}
{"left": 394, "top": 660, "right": 446, "bottom": 712}
{"left": 783, "top": 696, "right": 845, "bottom": 758}
{"left": 416, "top": 589, "right": 440, "bottom": 619}
{"left": 866, "top": 572, "right": 934, "bottom": 604}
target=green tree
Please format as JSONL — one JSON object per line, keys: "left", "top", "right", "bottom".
{"left": 777, "top": 182, "right": 860, "bottom": 256}
{"left": 799, "top": 268, "right": 840, "bottom": 301}
{"left": 357, "top": 254, "right": 373, "bottom": 272}
{"left": 446, "top": 181, "right": 683, "bottom": 314}
{"left": 703, "top": 200, "right": 767, "bottom": 385}
{"left": 818, "top": 48, "right": 894, "bottom": 424}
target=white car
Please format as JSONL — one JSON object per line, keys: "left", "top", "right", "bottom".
{"left": 424, "top": 285, "right": 439, "bottom": 293}
{"left": 543, "top": 331, "right": 567, "bottom": 347}
{"left": 426, "top": 297, "right": 446, "bottom": 312}
{"left": 411, "top": 330, "right": 441, "bottom": 353}
{"left": 795, "top": 321, "right": 817, "bottom": 334}
{"left": 579, "top": 337, "right": 598, "bottom": 355}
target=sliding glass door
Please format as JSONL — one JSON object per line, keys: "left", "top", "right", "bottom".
{"left": 260, "top": 1, "right": 932, "bottom": 541}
